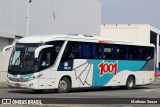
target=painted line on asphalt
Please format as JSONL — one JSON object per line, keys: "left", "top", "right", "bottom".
{"left": 123, "top": 106, "right": 134, "bottom": 107}
{"left": 144, "top": 89, "right": 160, "bottom": 92}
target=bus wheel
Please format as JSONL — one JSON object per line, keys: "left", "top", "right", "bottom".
{"left": 33, "top": 89, "right": 44, "bottom": 93}
{"left": 126, "top": 76, "right": 135, "bottom": 89}
{"left": 57, "top": 77, "right": 71, "bottom": 93}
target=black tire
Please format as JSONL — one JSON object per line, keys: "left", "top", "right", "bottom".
{"left": 33, "top": 89, "right": 44, "bottom": 93}
{"left": 57, "top": 77, "right": 71, "bottom": 93}
{"left": 126, "top": 76, "right": 135, "bottom": 89}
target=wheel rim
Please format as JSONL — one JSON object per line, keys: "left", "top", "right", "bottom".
{"left": 59, "top": 80, "right": 67, "bottom": 91}
{"left": 128, "top": 79, "right": 134, "bottom": 88}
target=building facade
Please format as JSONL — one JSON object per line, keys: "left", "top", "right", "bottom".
{"left": 101, "top": 24, "right": 160, "bottom": 76}
{"left": 0, "top": 0, "right": 101, "bottom": 36}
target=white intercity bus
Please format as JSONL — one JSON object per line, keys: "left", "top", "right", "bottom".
{"left": 6, "top": 34, "right": 155, "bottom": 93}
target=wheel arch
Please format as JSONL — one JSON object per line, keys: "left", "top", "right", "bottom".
{"left": 125, "top": 74, "right": 136, "bottom": 89}
{"left": 127, "top": 74, "right": 136, "bottom": 84}
{"left": 60, "top": 75, "right": 72, "bottom": 87}
{"left": 56, "top": 75, "right": 72, "bottom": 93}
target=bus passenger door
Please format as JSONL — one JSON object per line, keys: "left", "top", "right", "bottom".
{"left": 37, "top": 47, "right": 54, "bottom": 89}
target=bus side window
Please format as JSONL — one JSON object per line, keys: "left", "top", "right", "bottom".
{"left": 142, "top": 47, "right": 154, "bottom": 60}
{"left": 103, "top": 46, "right": 113, "bottom": 59}
{"left": 61, "top": 45, "right": 69, "bottom": 62}
{"left": 98, "top": 45, "right": 104, "bottom": 59}
{"left": 82, "top": 44, "right": 90, "bottom": 58}
{"left": 61, "top": 41, "right": 81, "bottom": 62}
{"left": 91, "top": 44, "right": 96, "bottom": 59}
{"left": 70, "top": 44, "right": 81, "bottom": 59}
{"left": 115, "top": 46, "right": 128, "bottom": 60}
{"left": 39, "top": 47, "right": 54, "bottom": 71}
{"left": 129, "top": 47, "right": 140, "bottom": 60}
{"left": 95, "top": 45, "right": 100, "bottom": 59}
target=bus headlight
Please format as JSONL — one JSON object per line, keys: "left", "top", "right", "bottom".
{"left": 27, "top": 76, "right": 36, "bottom": 81}
{"left": 27, "top": 74, "right": 43, "bottom": 81}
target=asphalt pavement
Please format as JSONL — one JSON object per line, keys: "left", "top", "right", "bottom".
{"left": 0, "top": 77, "right": 159, "bottom": 107}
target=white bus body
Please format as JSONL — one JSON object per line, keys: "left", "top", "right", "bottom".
{"left": 7, "top": 34, "right": 155, "bottom": 93}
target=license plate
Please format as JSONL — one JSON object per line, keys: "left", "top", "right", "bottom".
{"left": 15, "top": 83, "right": 21, "bottom": 87}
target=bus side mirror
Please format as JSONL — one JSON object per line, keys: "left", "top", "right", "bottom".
{"left": 35, "top": 45, "right": 54, "bottom": 58}
{"left": 2, "top": 45, "right": 15, "bottom": 56}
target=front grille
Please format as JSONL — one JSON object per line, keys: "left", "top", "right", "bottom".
{"left": 9, "top": 77, "right": 28, "bottom": 82}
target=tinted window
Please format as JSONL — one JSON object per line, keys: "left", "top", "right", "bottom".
{"left": 129, "top": 47, "right": 142, "bottom": 60}
{"left": 115, "top": 46, "right": 128, "bottom": 60}
{"left": 142, "top": 47, "right": 154, "bottom": 60}
{"left": 103, "top": 46, "right": 113, "bottom": 59}
{"left": 61, "top": 42, "right": 81, "bottom": 61}
{"left": 61, "top": 41, "right": 154, "bottom": 61}
{"left": 39, "top": 41, "right": 64, "bottom": 71}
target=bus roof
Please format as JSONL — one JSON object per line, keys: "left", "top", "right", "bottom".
{"left": 17, "top": 34, "right": 154, "bottom": 47}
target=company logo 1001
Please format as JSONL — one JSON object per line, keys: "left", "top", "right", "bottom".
{"left": 99, "top": 61, "right": 118, "bottom": 76}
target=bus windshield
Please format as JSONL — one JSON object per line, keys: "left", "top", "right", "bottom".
{"left": 8, "top": 43, "right": 41, "bottom": 75}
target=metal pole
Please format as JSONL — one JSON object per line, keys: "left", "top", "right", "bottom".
{"left": 26, "top": 0, "right": 30, "bottom": 36}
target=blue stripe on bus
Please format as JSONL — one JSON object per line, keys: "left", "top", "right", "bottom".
{"left": 87, "top": 60, "right": 147, "bottom": 86}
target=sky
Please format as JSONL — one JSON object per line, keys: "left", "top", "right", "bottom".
{"left": 102, "top": 0, "right": 160, "bottom": 29}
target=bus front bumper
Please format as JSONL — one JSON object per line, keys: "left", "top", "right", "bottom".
{"left": 7, "top": 78, "right": 39, "bottom": 89}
